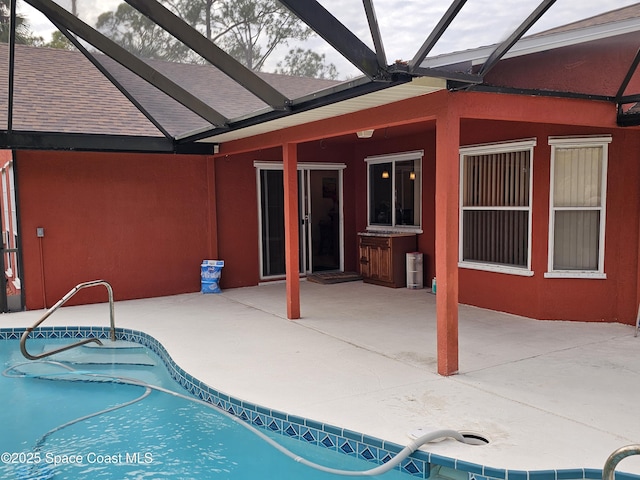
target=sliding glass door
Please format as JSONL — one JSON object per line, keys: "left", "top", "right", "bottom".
{"left": 257, "top": 163, "right": 344, "bottom": 280}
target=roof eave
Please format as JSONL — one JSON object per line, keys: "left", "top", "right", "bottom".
{"left": 192, "top": 76, "right": 447, "bottom": 144}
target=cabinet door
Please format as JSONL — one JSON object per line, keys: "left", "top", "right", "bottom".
{"left": 377, "top": 244, "right": 392, "bottom": 282}
{"left": 366, "top": 244, "right": 391, "bottom": 282}
{"left": 368, "top": 245, "right": 381, "bottom": 280}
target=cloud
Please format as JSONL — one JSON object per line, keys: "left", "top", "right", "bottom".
{"left": 19, "top": 0, "right": 640, "bottom": 80}
{"left": 313, "top": 0, "right": 640, "bottom": 78}
{"left": 19, "top": 0, "right": 122, "bottom": 40}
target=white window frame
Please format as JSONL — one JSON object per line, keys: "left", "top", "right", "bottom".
{"left": 364, "top": 150, "right": 423, "bottom": 233}
{"left": 545, "top": 135, "right": 610, "bottom": 279}
{"left": 458, "top": 139, "right": 536, "bottom": 277}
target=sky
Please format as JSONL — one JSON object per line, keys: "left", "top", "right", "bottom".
{"left": 20, "top": 0, "right": 640, "bottom": 79}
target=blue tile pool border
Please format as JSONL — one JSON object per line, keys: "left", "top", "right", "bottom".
{"left": 3, "top": 326, "right": 639, "bottom": 480}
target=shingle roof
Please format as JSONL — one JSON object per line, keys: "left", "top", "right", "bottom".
{"left": 0, "top": 43, "right": 339, "bottom": 138}
{"left": 0, "top": 44, "right": 161, "bottom": 136}
{"left": 532, "top": 2, "right": 640, "bottom": 36}
{"left": 2, "top": 4, "right": 639, "bottom": 142}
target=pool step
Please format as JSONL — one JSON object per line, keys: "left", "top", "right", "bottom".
{"left": 41, "top": 341, "right": 155, "bottom": 366}
{"left": 82, "top": 340, "right": 144, "bottom": 351}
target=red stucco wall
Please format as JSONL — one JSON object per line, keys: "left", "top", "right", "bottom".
{"left": 483, "top": 33, "right": 640, "bottom": 97}
{"left": 213, "top": 151, "right": 263, "bottom": 288}
{"left": 17, "top": 150, "right": 213, "bottom": 309}
{"left": 15, "top": 89, "right": 640, "bottom": 326}
{"left": 350, "top": 126, "right": 438, "bottom": 283}
{"left": 214, "top": 88, "right": 640, "bottom": 325}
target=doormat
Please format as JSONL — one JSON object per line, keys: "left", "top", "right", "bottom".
{"left": 306, "top": 271, "right": 362, "bottom": 284}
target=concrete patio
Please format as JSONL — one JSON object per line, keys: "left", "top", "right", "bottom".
{"left": 3, "top": 280, "right": 640, "bottom": 475}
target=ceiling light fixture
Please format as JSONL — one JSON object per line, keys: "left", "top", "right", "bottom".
{"left": 356, "top": 129, "right": 375, "bottom": 139}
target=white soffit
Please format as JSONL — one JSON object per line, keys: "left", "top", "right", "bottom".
{"left": 198, "top": 76, "right": 446, "bottom": 144}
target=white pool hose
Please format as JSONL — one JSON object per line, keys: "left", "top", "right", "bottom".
{"left": 4, "top": 361, "right": 470, "bottom": 477}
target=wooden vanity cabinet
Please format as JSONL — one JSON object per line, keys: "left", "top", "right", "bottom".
{"left": 358, "top": 233, "right": 417, "bottom": 288}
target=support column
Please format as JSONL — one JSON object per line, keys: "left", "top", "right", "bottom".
{"left": 283, "top": 143, "right": 301, "bottom": 319}
{"left": 207, "top": 156, "right": 218, "bottom": 260}
{"left": 435, "top": 109, "right": 460, "bottom": 376}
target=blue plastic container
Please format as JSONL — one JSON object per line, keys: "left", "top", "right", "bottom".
{"left": 201, "top": 260, "right": 224, "bottom": 294}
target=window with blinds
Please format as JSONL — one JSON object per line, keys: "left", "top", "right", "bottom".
{"left": 547, "top": 136, "right": 610, "bottom": 278}
{"left": 459, "top": 140, "right": 535, "bottom": 275}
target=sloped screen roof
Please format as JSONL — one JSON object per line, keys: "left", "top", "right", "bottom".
{"left": 2, "top": 0, "right": 640, "bottom": 153}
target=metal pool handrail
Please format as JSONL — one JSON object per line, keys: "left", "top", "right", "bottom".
{"left": 20, "top": 280, "right": 116, "bottom": 360}
{"left": 603, "top": 445, "right": 640, "bottom": 480}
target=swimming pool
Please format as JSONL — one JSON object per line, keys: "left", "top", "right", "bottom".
{"left": 3, "top": 326, "right": 636, "bottom": 480}
{"left": 1, "top": 328, "right": 438, "bottom": 479}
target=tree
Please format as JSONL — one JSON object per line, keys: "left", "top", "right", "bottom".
{"left": 165, "top": 0, "right": 217, "bottom": 41}
{"left": 96, "top": 3, "right": 193, "bottom": 62}
{"left": 0, "top": 0, "right": 41, "bottom": 45}
{"left": 96, "top": 0, "right": 339, "bottom": 78}
{"left": 44, "top": 30, "right": 75, "bottom": 50}
{"left": 214, "top": 0, "right": 311, "bottom": 71}
{"left": 276, "top": 48, "right": 338, "bottom": 79}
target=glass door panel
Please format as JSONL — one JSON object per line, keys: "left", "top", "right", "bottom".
{"left": 309, "top": 170, "right": 340, "bottom": 272}
{"left": 259, "top": 169, "right": 286, "bottom": 277}
{"left": 259, "top": 169, "right": 304, "bottom": 278}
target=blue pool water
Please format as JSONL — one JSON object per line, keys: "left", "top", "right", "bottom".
{"left": 1, "top": 337, "right": 415, "bottom": 479}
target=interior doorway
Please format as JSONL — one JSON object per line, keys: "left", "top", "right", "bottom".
{"left": 256, "top": 162, "right": 344, "bottom": 280}
{"left": 302, "top": 169, "right": 340, "bottom": 272}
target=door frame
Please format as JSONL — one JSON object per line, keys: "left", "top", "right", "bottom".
{"left": 254, "top": 161, "right": 345, "bottom": 281}
{"left": 0, "top": 154, "right": 22, "bottom": 312}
